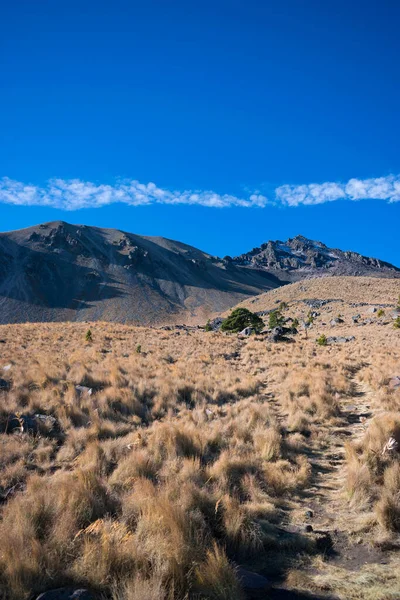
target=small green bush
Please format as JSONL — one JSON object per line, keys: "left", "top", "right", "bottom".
{"left": 377, "top": 309, "right": 385, "bottom": 317}
{"left": 279, "top": 301, "right": 288, "bottom": 311}
{"left": 394, "top": 316, "right": 400, "bottom": 329}
{"left": 205, "top": 320, "right": 212, "bottom": 332}
{"left": 317, "top": 334, "right": 328, "bottom": 346}
{"left": 269, "top": 310, "right": 284, "bottom": 329}
{"left": 221, "top": 308, "right": 264, "bottom": 334}
{"left": 136, "top": 344, "right": 142, "bottom": 354}
{"left": 85, "top": 329, "right": 93, "bottom": 343}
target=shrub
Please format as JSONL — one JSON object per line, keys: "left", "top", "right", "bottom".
{"left": 279, "top": 301, "right": 288, "bottom": 311}
{"left": 85, "top": 329, "right": 93, "bottom": 343}
{"left": 268, "top": 310, "right": 284, "bottom": 329}
{"left": 394, "top": 316, "right": 400, "bottom": 329}
{"left": 221, "top": 308, "right": 264, "bottom": 334}
{"left": 377, "top": 309, "right": 385, "bottom": 317}
{"left": 136, "top": 344, "right": 142, "bottom": 354}
{"left": 205, "top": 320, "right": 212, "bottom": 332}
{"left": 317, "top": 334, "right": 327, "bottom": 346}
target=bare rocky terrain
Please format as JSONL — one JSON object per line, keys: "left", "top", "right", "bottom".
{"left": 0, "top": 221, "right": 279, "bottom": 325}
{"left": 231, "top": 235, "right": 400, "bottom": 282}
{"left": 0, "top": 222, "right": 399, "bottom": 326}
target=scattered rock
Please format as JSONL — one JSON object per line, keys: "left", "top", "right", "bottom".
{"left": 304, "top": 524, "right": 313, "bottom": 533}
{"left": 1, "top": 413, "right": 58, "bottom": 435}
{"left": 238, "top": 327, "right": 253, "bottom": 337}
{"left": 330, "top": 317, "right": 344, "bottom": 326}
{"left": 352, "top": 314, "right": 361, "bottom": 323}
{"left": 2, "top": 364, "right": 12, "bottom": 372}
{"left": 36, "top": 589, "right": 95, "bottom": 600}
{"left": 389, "top": 376, "right": 400, "bottom": 390}
{"left": 326, "top": 336, "right": 355, "bottom": 344}
{"left": 305, "top": 510, "right": 314, "bottom": 518}
{"left": 267, "top": 327, "right": 294, "bottom": 343}
{"left": 76, "top": 385, "right": 93, "bottom": 396}
{"left": 368, "top": 307, "right": 377, "bottom": 314}
{"left": 205, "top": 317, "right": 224, "bottom": 331}
{"left": 237, "top": 568, "right": 270, "bottom": 591}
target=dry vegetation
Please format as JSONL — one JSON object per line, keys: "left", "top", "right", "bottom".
{"left": 0, "top": 277, "right": 400, "bottom": 600}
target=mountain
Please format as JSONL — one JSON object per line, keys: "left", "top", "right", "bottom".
{"left": 0, "top": 221, "right": 280, "bottom": 325}
{"left": 230, "top": 234, "right": 400, "bottom": 281}
{"left": 0, "top": 223, "right": 398, "bottom": 326}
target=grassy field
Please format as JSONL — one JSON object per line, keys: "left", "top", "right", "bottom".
{"left": 0, "top": 277, "right": 400, "bottom": 599}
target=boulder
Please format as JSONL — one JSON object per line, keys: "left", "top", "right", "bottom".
{"left": 352, "top": 314, "right": 361, "bottom": 323}
{"left": 368, "top": 307, "right": 377, "bottom": 314}
{"left": 36, "top": 589, "right": 95, "bottom": 600}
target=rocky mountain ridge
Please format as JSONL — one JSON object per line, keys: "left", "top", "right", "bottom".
{"left": 0, "top": 223, "right": 398, "bottom": 325}
{"left": 231, "top": 234, "right": 399, "bottom": 280}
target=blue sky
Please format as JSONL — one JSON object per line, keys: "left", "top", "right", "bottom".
{"left": 1, "top": 0, "right": 400, "bottom": 263}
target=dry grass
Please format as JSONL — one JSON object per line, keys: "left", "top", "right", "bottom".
{"left": 0, "top": 278, "right": 400, "bottom": 599}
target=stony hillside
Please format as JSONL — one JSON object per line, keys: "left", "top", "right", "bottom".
{"left": 230, "top": 276, "right": 400, "bottom": 315}
{"left": 0, "top": 221, "right": 279, "bottom": 325}
{"left": 231, "top": 235, "right": 400, "bottom": 281}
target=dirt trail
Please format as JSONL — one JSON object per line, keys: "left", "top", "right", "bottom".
{"left": 284, "top": 377, "right": 384, "bottom": 569}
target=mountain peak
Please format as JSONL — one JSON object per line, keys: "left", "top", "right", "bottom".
{"left": 233, "top": 234, "right": 399, "bottom": 280}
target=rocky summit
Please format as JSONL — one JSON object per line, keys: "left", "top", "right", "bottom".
{"left": 231, "top": 234, "right": 400, "bottom": 281}
{"left": 0, "top": 223, "right": 398, "bottom": 325}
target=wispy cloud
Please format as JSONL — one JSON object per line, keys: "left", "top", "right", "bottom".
{"left": 276, "top": 175, "right": 400, "bottom": 206}
{"left": 1, "top": 174, "right": 400, "bottom": 210}
{"left": 0, "top": 177, "right": 269, "bottom": 210}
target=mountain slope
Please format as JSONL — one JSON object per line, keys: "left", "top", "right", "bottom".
{"left": 227, "top": 275, "right": 400, "bottom": 316}
{"left": 231, "top": 234, "right": 400, "bottom": 281}
{"left": 0, "top": 221, "right": 280, "bottom": 325}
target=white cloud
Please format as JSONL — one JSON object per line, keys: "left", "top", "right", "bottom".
{"left": 275, "top": 175, "right": 400, "bottom": 207}
{"left": 0, "top": 177, "right": 270, "bottom": 210}
{"left": 1, "top": 174, "right": 400, "bottom": 210}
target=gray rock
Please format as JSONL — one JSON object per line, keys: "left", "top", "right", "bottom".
{"left": 237, "top": 568, "right": 270, "bottom": 590}
{"left": 238, "top": 327, "right": 253, "bottom": 336}
{"left": 36, "top": 589, "right": 95, "bottom": 600}
{"left": 330, "top": 317, "right": 344, "bottom": 326}
{"left": 368, "top": 307, "right": 377, "bottom": 314}
{"left": 352, "top": 314, "right": 361, "bottom": 323}
{"left": 75, "top": 385, "right": 93, "bottom": 396}
{"left": 326, "top": 336, "right": 355, "bottom": 344}
{"left": 389, "top": 377, "right": 400, "bottom": 390}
